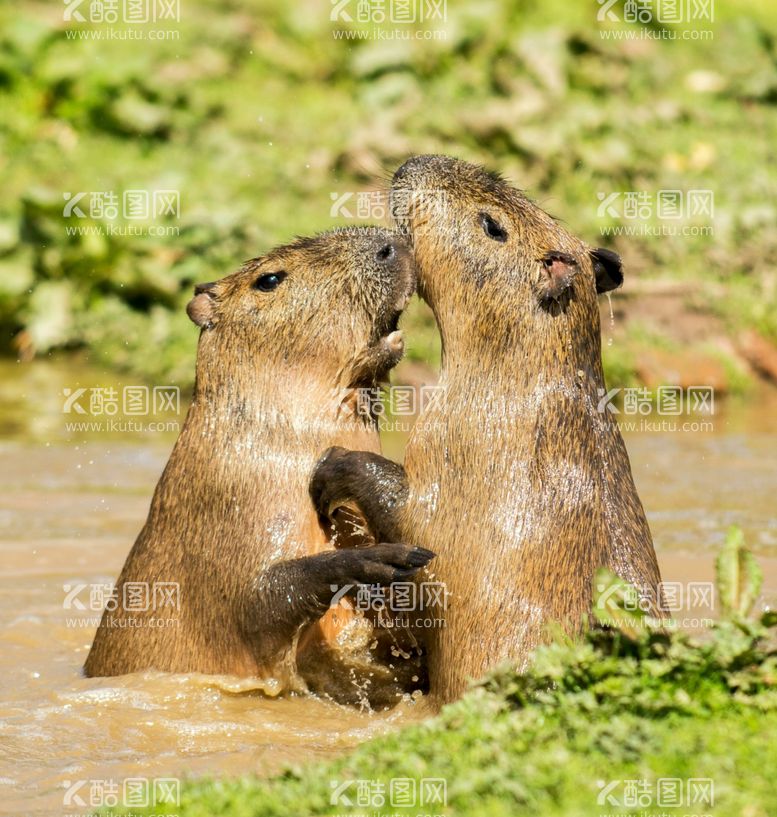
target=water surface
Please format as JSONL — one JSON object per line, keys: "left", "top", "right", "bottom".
{"left": 1, "top": 358, "right": 775, "bottom": 816}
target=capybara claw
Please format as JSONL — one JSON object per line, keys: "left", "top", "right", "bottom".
{"left": 334, "top": 542, "right": 435, "bottom": 588}
{"left": 315, "top": 445, "right": 348, "bottom": 469}
{"left": 406, "top": 546, "right": 436, "bottom": 567}
{"left": 392, "top": 566, "right": 425, "bottom": 582}
{"left": 391, "top": 547, "right": 435, "bottom": 579}
{"left": 383, "top": 330, "right": 404, "bottom": 357}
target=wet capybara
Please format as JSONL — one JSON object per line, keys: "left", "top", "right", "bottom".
{"left": 311, "top": 155, "right": 662, "bottom": 704}
{"left": 84, "top": 227, "right": 434, "bottom": 692}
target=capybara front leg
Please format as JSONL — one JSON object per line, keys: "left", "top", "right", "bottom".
{"left": 346, "top": 330, "right": 406, "bottom": 387}
{"left": 310, "top": 447, "right": 409, "bottom": 544}
{"left": 243, "top": 544, "right": 434, "bottom": 663}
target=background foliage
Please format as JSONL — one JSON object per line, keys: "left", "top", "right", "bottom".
{"left": 1, "top": 0, "right": 776, "bottom": 388}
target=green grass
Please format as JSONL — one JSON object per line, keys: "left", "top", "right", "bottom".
{"left": 155, "top": 705, "right": 776, "bottom": 817}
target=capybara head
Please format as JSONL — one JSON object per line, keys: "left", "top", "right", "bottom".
{"left": 391, "top": 155, "right": 622, "bottom": 358}
{"left": 186, "top": 228, "right": 415, "bottom": 393}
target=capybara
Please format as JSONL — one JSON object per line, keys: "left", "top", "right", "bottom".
{"left": 311, "top": 155, "right": 662, "bottom": 704}
{"left": 84, "top": 227, "right": 434, "bottom": 696}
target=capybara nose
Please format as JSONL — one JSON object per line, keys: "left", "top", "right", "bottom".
{"left": 193, "top": 280, "right": 218, "bottom": 295}
{"left": 375, "top": 242, "right": 397, "bottom": 264}
{"left": 393, "top": 155, "right": 431, "bottom": 184}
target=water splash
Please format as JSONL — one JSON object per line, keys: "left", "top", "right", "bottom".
{"left": 605, "top": 292, "right": 615, "bottom": 347}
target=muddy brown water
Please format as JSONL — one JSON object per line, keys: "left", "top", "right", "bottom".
{"left": 1, "top": 358, "right": 776, "bottom": 816}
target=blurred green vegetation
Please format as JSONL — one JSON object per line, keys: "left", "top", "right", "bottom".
{"left": 1, "top": 0, "right": 776, "bottom": 387}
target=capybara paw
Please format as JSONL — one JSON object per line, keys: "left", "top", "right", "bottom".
{"left": 382, "top": 330, "right": 405, "bottom": 360}
{"left": 336, "top": 543, "right": 436, "bottom": 587}
{"left": 309, "top": 446, "right": 351, "bottom": 515}
{"left": 346, "top": 329, "right": 406, "bottom": 387}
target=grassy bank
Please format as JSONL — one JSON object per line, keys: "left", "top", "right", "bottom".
{"left": 1, "top": 1, "right": 777, "bottom": 390}
{"left": 112, "top": 532, "right": 777, "bottom": 817}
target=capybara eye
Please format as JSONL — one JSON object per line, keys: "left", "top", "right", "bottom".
{"left": 479, "top": 212, "right": 508, "bottom": 243}
{"left": 253, "top": 272, "right": 287, "bottom": 292}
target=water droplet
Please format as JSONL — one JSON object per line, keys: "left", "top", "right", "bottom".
{"left": 605, "top": 292, "right": 615, "bottom": 347}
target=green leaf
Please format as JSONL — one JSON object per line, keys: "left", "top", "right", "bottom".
{"left": 716, "top": 526, "right": 763, "bottom": 619}
{"left": 22, "top": 280, "right": 76, "bottom": 352}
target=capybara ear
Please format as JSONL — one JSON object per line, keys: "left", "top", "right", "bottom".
{"left": 186, "top": 281, "right": 218, "bottom": 329}
{"left": 590, "top": 248, "right": 623, "bottom": 294}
